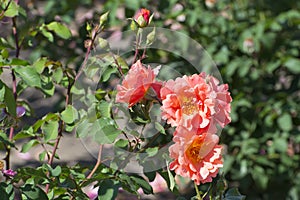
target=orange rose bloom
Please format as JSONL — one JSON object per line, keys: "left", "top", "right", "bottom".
{"left": 160, "top": 73, "right": 232, "bottom": 132}
{"left": 169, "top": 126, "right": 223, "bottom": 185}
{"left": 116, "top": 60, "right": 161, "bottom": 107}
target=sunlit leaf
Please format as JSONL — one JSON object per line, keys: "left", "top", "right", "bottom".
{"left": 42, "top": 120, "right": 59, "bottom": 142}
{"left": 46, "top": 22, "right": 72, "bottom": 39}
{"left": 14, "top": 66, "right": 42, "bottom": 88}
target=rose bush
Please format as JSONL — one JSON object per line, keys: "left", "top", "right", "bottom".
{"left": 1, "top": 1, "right": 297, "bottom": 199}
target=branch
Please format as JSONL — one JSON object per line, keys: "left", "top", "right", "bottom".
{"left": 46, "top": 24, "right": 103, "bottom": 194}
{"left": 5, "top": 11, "right": 20, "bottom": 170}
{"left": 133, "top": 30, "right": 141, "bottom": 63}
{"left": 86, "top": 145, "right": 103, "bottom": 179}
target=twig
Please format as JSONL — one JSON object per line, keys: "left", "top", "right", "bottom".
{"left": 133, "top": 30, "right": 141, "bottom": 63}
{"left": 141, "top": 47, "right": 147, "bottom": 60}
{"left": 74, "top": 26, "right": 103, "bottom": 82}
{"left": 74, "top": 42, "right": 92, "bottom": 83}
{"left": 45, "top": 120, "right": 64, "bottom": 193}
{"left": 110, "top": 52, "right": 124, "bottom": 77}
{"left": 194, "top": 181, "right": 203, "bottom": 200}
{"left": 5, "top": 13, "right": 20, "bottom": 170}
{"left": 86, "top": 145, "right": 103, "bottom": 179}
{"left": 12, "top": 17, "right": 20, "bottom": 58}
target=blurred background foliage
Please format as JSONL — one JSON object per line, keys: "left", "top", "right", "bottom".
{"left": 1, "top": 0, "right": 300, "bottom": 199}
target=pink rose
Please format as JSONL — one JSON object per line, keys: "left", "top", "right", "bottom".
{"left": 116, "top": 60, "right": 161, "bottom": 107}
{"left": 169, "top": 126, "right": 223, "bottom": 185}
{"left": 160, "top": 73, "right": 231, "bottom": 132}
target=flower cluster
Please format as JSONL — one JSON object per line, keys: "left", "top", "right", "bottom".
{"left": 161, "top": 73, "right": 232, "bottom": 184}
{"left": 116, "top": 60, "right": 231, "bottom": 185}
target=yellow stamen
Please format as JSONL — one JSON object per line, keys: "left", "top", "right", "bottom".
{"left": 181, "top": 96, "right": 198, "bottom": 115}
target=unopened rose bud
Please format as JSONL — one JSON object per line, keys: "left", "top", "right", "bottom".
{"left": 99, "top": 11, "right": 109, "bottom": 27}
{"left": 134, "top": 8, "right": 151, "bottom": 28}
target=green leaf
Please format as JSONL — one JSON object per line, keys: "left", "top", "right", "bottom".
{"left": 167, "top": 164, "right": 175, "bottom": 191}
{"left": 251, "top": 166, "right": 268, "bottom": 190}
{"left": 277, "top": 113, "right": 292, "bottom": 132}
{"left": 65, "top": 123, "right": 75, "bottom": 132}
{"left": 51, "top": 165, "right": 62, "bottom": 177}
{"left": 46, "top": 22, "right": 72, "bottom": 39}
{"left": 76, "top": 118, "right": 91, "bottom": 138}
{"left": 21, "top": 139, "right": 39, "bottom": 153}
{"left": 39, "top": 151, "right": 47, "bottom": 161}
{"left": 42, "top": 120, "right": 59, "bottom": 142}
{"left": 95, "top": 89, "right": 107, "bottom": 101}
{"left": 1, "top": 48, "right": 9, "bottom": 59}
{"left": 0, "top": 81, "right": 5, "bottom": 102}
{"left": 13, "top": 127, "right": 34, "bottom": 140}
{"left": 154, "top": 122, "right": 166, "bottom": 135}
{"left": 93, "top": 118, "right": 122, "bottom": 144}
{"left": 284, "top": 58, "right": 300, "bottom": 74}
{"left": 98, "top": 179, "right": 119, "bottom": 200}
{"left": 40, "top": 28, "right": 54, "bottom": 42}
{"left": 115, "top": 139, "right": 128, "bottom": 148}
{"left": 61, "top": 105, "right": 78, "bottom": 124}
{"left": 130, "top": 176, "right": 153, "bottom": 195}
{"left": 10, "top": 58, "right": 30, "bottom": 66}
{"left": 101, "top": 66, "right": 117, "bottom": 82}
{"left": 4, "top": 1, "right": 19, "bottom": 17}
{"left": 52, "top": 67, "right": 63, "bottom": 83}
{"left": 0, "top": 182, "right": 15, "bottom": 200}
{"left": 145, "top": 147, "right": 159, "bottom": 157}
{"left": 21, "top": 184, "right": 48, "bottom": 200}
{"left": 273, "top": 137, "right": 288, "bottom": 153}
{"left": 14, "top": 66, "right": 42, "bottom": 88}
{"left": 0, "top": 132, "right": 15, "bottom": 147}
{"left": 97, "top": 101, "right": 111, "bottom": 118}
{"left": 33, "top": 57, "right": 47, "bottom": 74}
{"left": 4, "top": 84, "right": 16, "bottom": 117}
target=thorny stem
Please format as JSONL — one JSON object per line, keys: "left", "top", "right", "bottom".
{"left": 5, "top": 11, "right": 20, "bottom": 170}
{"left": 110, "top": 52, "right": 124, "bottom": 77}
{"left": 141, "top": 47, "right": 147, "bottom": 60}
{"left": 133, "top": 29, "right": 141, "bottom": 63}
{"left": 12, "top": 17, "right": 20, "bottom": 58}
